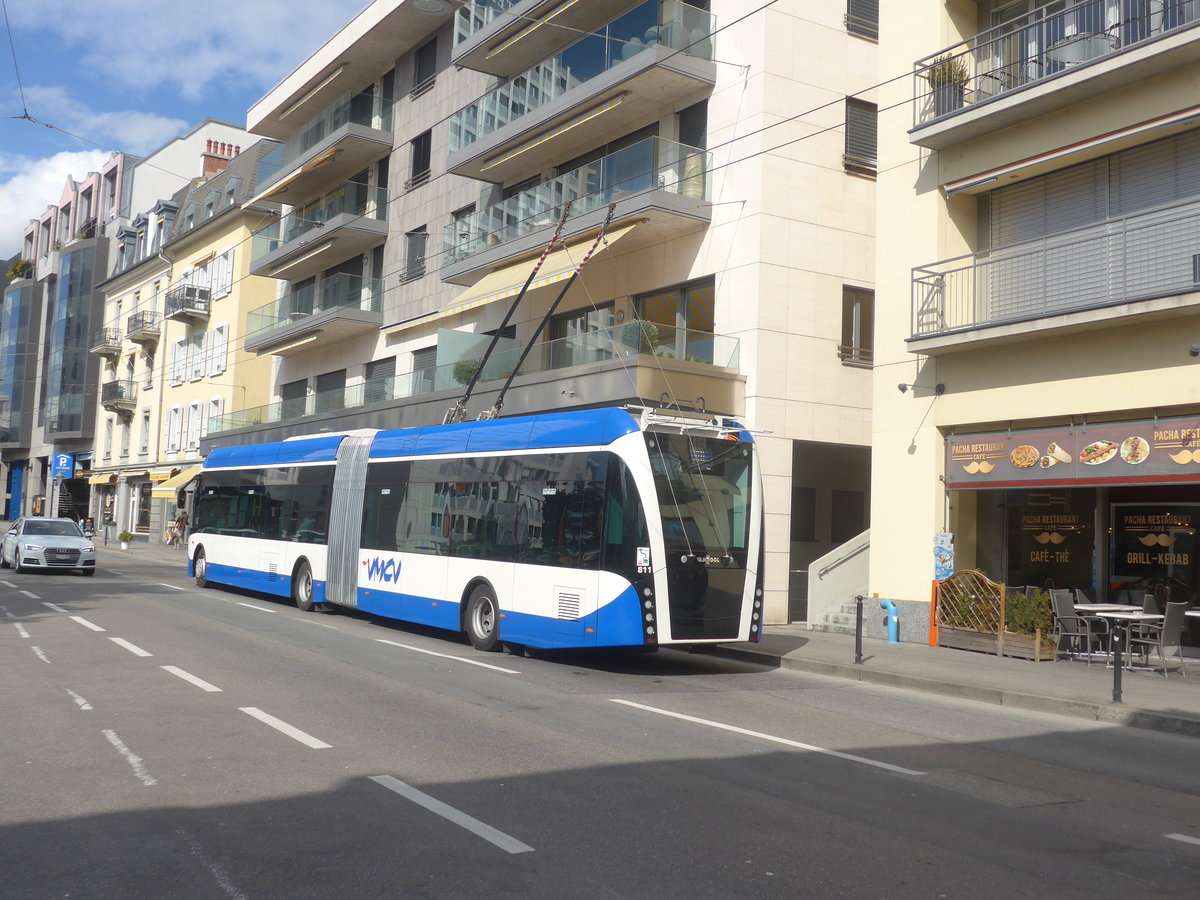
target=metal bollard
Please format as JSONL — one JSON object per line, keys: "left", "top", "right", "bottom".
{"left": 1111, "top": 623, "right": 1124, "bottom": 704}
{"left": 880, "top": 599, "right": 899, "bottom": 644}
{"left": 855, "top": 594, "right": 864, "bottom": 664}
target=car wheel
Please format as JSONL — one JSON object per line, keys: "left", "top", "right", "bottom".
{"left": 82, "top": 568, "right": 95, "bottom": 577}
{"left": 465, "top": 584, "right": 501, "bottom": 652}
{"left": 292, "top": 561, "right": 315, "bottom": 612}
{"left": 194, "top": 548, "right": 209, "bottom": 588}
{"left": 0, "top": 549, "right": 9, "bottom": 569}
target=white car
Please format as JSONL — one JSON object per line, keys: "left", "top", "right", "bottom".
{"left": 1, "top": 517, "right": 97, "bottom": 575}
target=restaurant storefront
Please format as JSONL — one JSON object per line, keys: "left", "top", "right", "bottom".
{"left": 946, "top": 413, "right": 1200, "bottom": 643}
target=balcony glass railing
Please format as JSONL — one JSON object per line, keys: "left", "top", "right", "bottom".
{"left": 449, "top": 0, "right": 714, "bottom": 153}
{"left": 208, "top": 320, "right": 738, "bottom": 434}
{"left": 256, "top": 88, "right": 394, "bottom": 187}
{"left": 911, "top": 196, "right": 1200, "bottom": 337}
{"left": 251, "top": 181, "right": 389, "bottom": 261}
{"left": 245, "top": 274, "right": 384, "bottom": 341}
{"left": 914, "top": 0, "right": 1200, "bottom": 125}
{"left": 454, "top": 0, "right": 520, "bottom": 45}
{"left": 443, "top": 136, "right": 710, "bottom": 265}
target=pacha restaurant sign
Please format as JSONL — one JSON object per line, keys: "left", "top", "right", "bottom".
{"left": 945, "top": 413, "right": 1200, "bottom": 488}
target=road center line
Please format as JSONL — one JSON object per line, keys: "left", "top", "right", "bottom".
{"left": 42, "top": 601, "right": 68, "bottom": 613}
{"left": 237, "top": 602, "right": 278, "bottom": 614}
{"left": 375, "top": 639, "right": 521, "bottom": 674}
{"left": 1, "top": 579, "right": 16, "bottom": 587}
{"left": 70, "top": 615, "right": 106, "bottom": 632}
{"left": 65, "top": 688, "right": 92, "bottom": 710}
{"left": 105, "top": 570, "right": 123, "bottom": 575}
{"left": 110, "top": 637, "right": 152, "bottom": 657}
{"left": 20, "top": 590, "right": 39, "bottom": 599}
{"left": 102, "top": 729, "right": 157, "bottom": 786}
{"left": 159, "top": 583, "right": 185, "bottom": 591}
{"left": 31, "top": 646, "right": 50, "bottom": 664}
{"left": 162, "top": 666, "right": 222, "bottom": 692}
{"left": 609, "top": 699, "right": 927, "bottom": 777}
{"left": 1167, "top": 833, "right": 1200, "bottom": 847}
{"left": 370, "top": 775, "right": 534, "bottom": 855}
{"left": 239, "top": 707, "right": 331, "bottom": 749}
{"left": 14, "top": 623, "right": 29, "bottom": 638}
{"left": 296, "top": 617, "right": 339, "bottom": 630}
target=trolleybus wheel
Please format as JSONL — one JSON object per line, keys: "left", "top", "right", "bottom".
{"left": 465, "top": 584, "right": 500, "bottom": 652}
{"left": 293, "top": 561, "right": 315, "bottom": 612}
{"left": 194, "top": 548, "right": 208, "bottom": 588}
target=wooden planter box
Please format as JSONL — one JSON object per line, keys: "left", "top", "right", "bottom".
{"left": 938, "top": 626, "right": 1056, "bottom": 661}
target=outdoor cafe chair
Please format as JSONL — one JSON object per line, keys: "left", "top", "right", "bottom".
{"left": 1126, "top": 602, "right": 1189, "bottom": 678}
{"left": 1050, "top": 588, "right": 1108, "bottom": 665}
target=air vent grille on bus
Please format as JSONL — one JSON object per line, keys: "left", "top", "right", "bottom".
{"left": 557, "top": 590, "right": 581, "bottom": 620}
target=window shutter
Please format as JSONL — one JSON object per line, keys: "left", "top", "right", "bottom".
{"left": 172, "top": 337, "right": 187, "bottom": 385}
{"left": 844, "top": 99, "right": 877, "bottom": 176}
{"left": 846, "top": 0, "right": 878, "bottom": 40}
{"left": 186, "top": 401, "right": 202, "bottom": 449}
{"left": 190, "top": 331, "right": 206, "bottom": 381}
{"left": 208, "top": 323, "right": 228, "bottom": 375}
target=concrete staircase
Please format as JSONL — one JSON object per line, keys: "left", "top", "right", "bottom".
{"left": 808, "top": 596, "right": 861, "bottom": 635}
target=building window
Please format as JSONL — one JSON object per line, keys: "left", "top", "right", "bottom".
{"left": 407, "top": 131, "right": 432, "bottom": 190}
{"left": 634, "top": 277, "right": 715, "bottom": 360}
{"left": 839, "top": 286, "right": 874, "bottom": 367}
{"left": 365, "top": 356, "right": 395, "bottom": 404}
{"left": 845, "top": 0, "right": 878, "bottom": 41}
{"left": 413, "top": 38, "right": 437, "bottom": 97}
{"left": 412, "top": 346, "right": 437, "bottom": 393}
{"left": 315, "top": 369, "right": 347, "bottom": 413}
{"left": 844, "top": 98, "right": 877, "bottom": 177}
{"left": 140, "top": 412, "right": 150, "bottom": 454}
{"left": 281, "top": 379, "right": 308, "bottom": 419}
{"left": 206, "top": 322, "right": 228, "bottom": 376}
{"left": 402, "top": 227, "right": 428, "bottom": 283}
{"left": 204, "top": 396, "right": 224, "bottom": 438}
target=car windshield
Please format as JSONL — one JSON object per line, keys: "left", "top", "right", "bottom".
{"left": 23, "top": 520, "right": 82, "bottom": 537}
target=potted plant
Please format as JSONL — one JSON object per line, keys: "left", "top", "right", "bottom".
{"left": 924, "top": 53, "right": 969, "bottom": 117}
{"left": 117, "top": 531, "right": 134, "bottom": 550}
{"left": 452, "top": 358, "right": 481, "bottom": 386}
{"left": 6, "top": 258, "right": 32, "bottom": 280}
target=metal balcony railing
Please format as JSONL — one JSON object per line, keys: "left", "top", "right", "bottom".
{"left": 126, "top": 310, "right": 160, "bottom": 341}
{"left": 90, "top": 327, "right": 121, "bottom": 354}
{"left": 245, "top": 274, "right": 384, "bottom": 340}
{"left": 914, "top": 0, "right": 1200, "bottom": 126}
{"left": 164, "top": 285, "right": 211, "bottom": 319}
{"left": 449, "top": 0, "right": 714, "bottom": 153}
{"left": 250, "top": 181, "right": 389, "bottom": 261}
{"left": 443, "top": 137, "right": 710, "bottom": 265}
{"left": 208, "top": 320, "right": 738, "bottom": 434}
{"left": 911, "top": 195, "right": 1200, "bottom": 337}
{"left": 101, "top": 379, "right": 138, "bottom": 408}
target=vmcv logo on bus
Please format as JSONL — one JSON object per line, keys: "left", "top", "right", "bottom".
{"left": 365, "top": 557, "right": 402, "bottom": 583}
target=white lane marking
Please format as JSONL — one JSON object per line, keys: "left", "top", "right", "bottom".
{"left": 370, "top": 775, "right": 534, "bottom": 855}
{"left": 1167, "top": 833, "right": 1200, "bottom": 847}
{"left": 14, "top": 623, "right": 30, "bottom": 638}
{"left": 159, "top": 583, "right": 185, "bottom": 591}
{"left": 110, "top": 637, "right": 152, "bottom": 657}
{"left": 31, "top": 646, "right": 50, "bottom": 664}
{"left": 65, "top": 688, "right": 92, "bottom": 710}
{"left": 1, "top": 579, "right": 16, "bottom": 587}
{"left": 176, "top": 826, "right": 249, "bottom": 900}
{"left": 610, "top": 699, "right": 927, "bottom": 777}
{"left": 237, "top": 602, "right": 277, "bottom": 614}
{"left": 102, "top": 729, "right": 157, "bottom": 786}
{"left": 42, "top": 601, "right": 68, "bottom": 613}
{"left": 20, "top": 590, "right": 39, "bottom": 599}
{"left": 106, "top": 570, "right": 123, "bottom": 575}
{"left": 376, "top": 639, "right": 521, "bottom": 674}
{"left": 162, "top": 666, "right": 222, "bottom": 693}
{"left": 297, "top": 617, "right": 339, "bottom": 630}
{"left": 70, "top": 615, "right": 106, "bottom": 632}
{"left": 239, "top": 707, "right": 331, "bottom": 749}
{"left": 3, "top": 609, "right": 13, "bottom": 617}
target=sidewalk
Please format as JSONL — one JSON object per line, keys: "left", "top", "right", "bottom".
{"left": 713, "top": 626, "right": 1200, "bottom": 739}
{"left": 93, "top": 538, "right": 1200, "bottom": 739}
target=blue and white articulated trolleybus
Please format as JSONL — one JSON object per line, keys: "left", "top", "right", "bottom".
{"left": 187, "top": 407, "right": 764, "bottom": 651}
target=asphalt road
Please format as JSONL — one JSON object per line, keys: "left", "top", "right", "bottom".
{"left": 2, "top": 553, "right": 1199, "bottom": 898}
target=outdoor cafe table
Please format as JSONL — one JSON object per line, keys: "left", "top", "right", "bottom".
{"left": 1075, "top": 603, "right": 1140, "bottom": 612}
{"left": 1092, "top": 610, "right": 1165, "bottom": 703}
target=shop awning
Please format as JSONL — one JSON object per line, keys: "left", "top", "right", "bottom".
{"left": 383, "top": 221, "right": 640, "bottom": 336}
{"left": 122, "top": 470, "right": 149, "bottom": 479}
{"left": 88, "top": 473, "right": 115, "bottom": 485}
{"left": 148, "top": 468, "right": 177, "bottom": 481}
{"left": 151, "top": 465, "right": 203, "bottom": 499}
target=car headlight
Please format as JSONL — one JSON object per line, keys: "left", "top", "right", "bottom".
{"left": 22, "top": 543, "right": 43, "bottom": 551}
{"left": 81, "top": 544, "right": 95, "bottom": 552}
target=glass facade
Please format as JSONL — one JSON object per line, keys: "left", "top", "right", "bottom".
{"left": 0, "top": 283, "right": 39, "bottom": 444}
{"left": 46, "top": 245, "right": 99, "bottom": 435}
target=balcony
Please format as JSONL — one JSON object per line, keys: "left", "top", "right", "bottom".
{"left": 125, "top": 311, "right": 160, "bottom": 344}
{"left": 89, "top": 327, "right": 122, "bottom": 358}
{"left": 453, "top": 0, "right": 643, "bottom": 78}
{"left": 912, "top": 0, "right": 1200, "bottom": 150}
{"left": 207, "top": 320, "right": 741, "bottom": 437}
{"left": 254, "top": 88, "right": 393, "bottom": 206}
{"left": 447, "top": 0, "right": 715, "bottom": 183}
{"left": 164, "top": 286, "right": 210, "bottom": 322}
{"left": 442, "top": 136, "right": 711, "bottom": 282}
{"left": 101, "top": 379, "right": 138, "bottom": 416}
{"left": 249, "top": 181, "right": 388, "bottom": 282}
{"left": 244, "top": 274, "right": 384, "bottom": 356}
{"left": 910, "top": 196, "right": 1200, "bottom": 353}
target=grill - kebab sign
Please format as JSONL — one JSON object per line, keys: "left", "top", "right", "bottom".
{"left": 945, "top": 414, "right": 1200, "bottom": 488}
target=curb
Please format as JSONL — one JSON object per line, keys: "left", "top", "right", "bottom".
{"left": 709, "top": 644, "right": 1200, "bottom": 740}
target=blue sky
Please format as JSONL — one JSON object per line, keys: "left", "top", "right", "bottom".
{"left": 0, "top": 0, "right": 369, "bottom": 255}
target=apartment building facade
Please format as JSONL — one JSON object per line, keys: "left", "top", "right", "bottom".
{"left": 873, "top": 0, "right": 1200, "bottom": 632}
{"left": 204, "top": 0, "right": 878, "bottom": 624}
{"left": 1, "top": 119, "right": 248, "bottom": 525}
{"left": 87, "top": 139, "right": 278, "bottom": 540}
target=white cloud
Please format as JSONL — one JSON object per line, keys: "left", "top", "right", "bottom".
{"left": 0, "top": 150, "right": 110, "bottom": 257}
{"left": 23, "top": 86, "right": 191, "bottom": 156}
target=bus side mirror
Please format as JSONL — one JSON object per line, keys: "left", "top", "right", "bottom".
{"left": 178, "top": 489, "right": 188, "bottom": 508}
